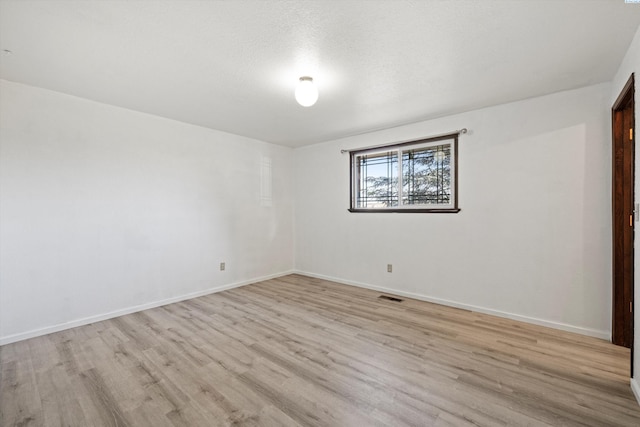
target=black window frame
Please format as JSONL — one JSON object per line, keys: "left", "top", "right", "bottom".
{"left": 348, "top": 132, "right": 460, "bottom": 213}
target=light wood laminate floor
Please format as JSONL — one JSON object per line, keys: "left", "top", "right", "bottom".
{"left": 1, "top": 274, "right": 639, "bottom": 426}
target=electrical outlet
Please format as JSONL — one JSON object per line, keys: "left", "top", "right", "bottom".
{"left": 387, "top": 264, "right": 392, "bottom": 273}
{"left": 220, "top": 262, "right": 225, "bottom": 271}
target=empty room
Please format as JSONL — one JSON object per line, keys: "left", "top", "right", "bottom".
{"left": 3, "top": 0, "right": 640, "bottom": 425}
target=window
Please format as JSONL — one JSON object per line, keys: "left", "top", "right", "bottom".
{"left": 349, "top": 133, "right": 459, "bottom": 213}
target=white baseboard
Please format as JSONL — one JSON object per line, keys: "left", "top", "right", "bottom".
{"left": 2, "top": 269, "right": 612, "bottom": 346}
{"left": 631, "top": 378, "right": 640, "bottom": 406}
{"left": 0, "top": 270, "right": 295, "bottom": 346}
{"left": 293, "top": 270, "right": 611, "bottom": 341}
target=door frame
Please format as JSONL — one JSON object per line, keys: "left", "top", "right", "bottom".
{"left": 612, "top": 73, "right": 635, "bottom": 365}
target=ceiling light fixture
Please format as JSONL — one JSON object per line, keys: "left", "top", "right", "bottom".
{"left": 295, "top": 76, "right": 318, "bottom": 107}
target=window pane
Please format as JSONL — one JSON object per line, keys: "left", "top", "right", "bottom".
{"left": 402, "top": 144, "right": 451, "bottom": 205}
{"left": 356, "top": 151, "right": 399, "bottom": 208}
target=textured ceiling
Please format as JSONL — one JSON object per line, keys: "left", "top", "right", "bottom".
{"left": 1, "top": 0, "right": 640, "bottom": 147}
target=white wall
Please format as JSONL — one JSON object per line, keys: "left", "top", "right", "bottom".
{"left": 0, "top": 80, "right": 294, "bottom": 344}
{"left": 294, "top": 83, "right": 612, "bottom": 339}
{"left": 612, "top": 25, "right": 640, "bottom": 403}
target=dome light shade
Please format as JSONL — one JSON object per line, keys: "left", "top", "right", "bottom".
{"left": 295, "top": 76, "right": 318, "bottom": 107}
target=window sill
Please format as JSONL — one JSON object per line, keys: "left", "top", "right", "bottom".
{"left": 348, "top": 208, "right": 461, "bottom": 214}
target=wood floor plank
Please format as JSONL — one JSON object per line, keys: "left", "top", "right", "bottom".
{"left": 1, "top": 273, "right": 640, "bottom": 426}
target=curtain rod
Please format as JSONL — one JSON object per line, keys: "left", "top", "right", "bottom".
{"left": 340, "top": 128, "right": 468, "bottom": 154}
